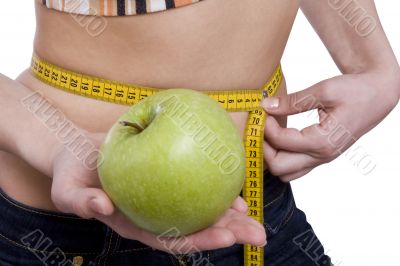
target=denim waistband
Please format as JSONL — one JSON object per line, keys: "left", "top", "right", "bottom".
{"left": 0, "top": 171, "right": 290, "bottom": 255}
{"left": 0, "top": 188, "right": 108, "bottom": 255}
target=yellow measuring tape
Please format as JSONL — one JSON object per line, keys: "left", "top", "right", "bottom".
{"left": 30, "top": 54, "right": 282, "bottom": 266}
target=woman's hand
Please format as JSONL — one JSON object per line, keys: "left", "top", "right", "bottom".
{"left": 51, "top": 133, "right": 266, "bottom": 254}
{"left": 261, "top": 69, "right": 400, "bottom": 182}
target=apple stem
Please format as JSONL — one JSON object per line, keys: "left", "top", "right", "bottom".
{"left": 119, "top": 121, "right": 145, "bottom": 132}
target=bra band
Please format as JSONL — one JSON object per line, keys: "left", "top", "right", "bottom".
{"left": 41, "top": 0, "right": 203, "bottom": 16}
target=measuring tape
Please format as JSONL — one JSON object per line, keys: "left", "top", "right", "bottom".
{"left": 30, "top": 54, "right": 282, "bottom": 266}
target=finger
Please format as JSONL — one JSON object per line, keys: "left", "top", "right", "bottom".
{"left": 265, "top": 112, "right": 345, "bottom": 158}
{"left": 265, "top": 115, "right": 335, "bottom": 156}
{"left": 217, "top": 210, "right": 266, "bottom": 246}
{"left": 261, "top": 80, "right": 336, "bottom": 116}
{"left": 97, "top": 211, "right": 236, "bottom": 254}
{"left": 161, "top": 210, "right": 266, "bottom": 252}
{"left": 87, "top": 190, "right": 115, "bottom": 216}
{"left": 166, "top": 228, "right": 236, "bottom": 253}
{"left": 264, "top": 116, "right": 317, "bottom": 153}
{"left": 279, "top": 168, "right": 313, "bottom": 183}
{"left": 219, "top": 209, "right": 266, "bottom": 246}
{"left": 99, "top": 209, "right": 266, "bottom": 253}
{"left": 52, "top": 184, "right": 114, "bottom": 219}
{"left": 95, "top": 211, "right": 171, "bottom": 252}
{"left": 141, "top": 227, "right": 236, "bottom": 254}
{"left": 215, "top": 208, "right": 264, "bottom": 232}
{"left": 263, "top": 141, "right": 319, "bottom": 176}
{"left": 231, "top": 197, "right": 248, "bottom": 214}
{"left": 69, "top": 188, "right": 114, "bottom": 218}
{"left": 225, "top": 218, "right": 266, "bottom": 247}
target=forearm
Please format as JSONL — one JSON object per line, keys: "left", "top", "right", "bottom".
{"left": 300, "top": 0, "right": 399, "bottom": 77}
{"left": 0, "top": 73, "right": 61, "bottom": 177}
{"left": 261, "top": 1, "right": 399, "bottom": 181}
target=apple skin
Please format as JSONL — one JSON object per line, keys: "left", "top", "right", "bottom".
{"left": 98, "top": 89, "right": 246, "bottom": 236}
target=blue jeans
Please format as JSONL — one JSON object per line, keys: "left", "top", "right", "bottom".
{"left": 0, "top": 171, "right": 332, "bottom": 266}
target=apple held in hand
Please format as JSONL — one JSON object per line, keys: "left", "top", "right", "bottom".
{"left": 98, "top": 89, "right": 246, "bottom": 236}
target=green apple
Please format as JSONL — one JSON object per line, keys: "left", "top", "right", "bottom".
{"left": 98, "top": 89, "right": 246, "bottom": 236}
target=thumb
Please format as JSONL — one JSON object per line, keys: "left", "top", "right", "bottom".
{"left": 261, "top": 81, "right": 328, "bottom": 116}
{"left": 86, "top": 189, "right": 115, "bottom": 217}
{"left": 53, "top": 187, "right": 114, "bottom": 219}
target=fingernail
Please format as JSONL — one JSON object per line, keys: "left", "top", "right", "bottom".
{"left": 89, "top": 198, "right": 106, "bottom": 216}
{"left": 261, "top": 240, "right": 268, "bottom": 247}
{"left": 262, "top": 97, "right": 279, "bottom": 109}
{"left": 263, "top": 239, "right": 268, "bottom": 247}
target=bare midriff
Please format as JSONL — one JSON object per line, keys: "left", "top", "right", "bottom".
{"left": 0, "top": 0, "right": 299, "bottom": 212}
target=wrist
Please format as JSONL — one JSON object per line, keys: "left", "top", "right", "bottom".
{"left": 362, "top": 66, "right": 400, "bottom": 111}
{"left": 0, "top": 75, "right": 86, "bottom": 177}
{"left": 50, "top": 129, "right": 103, "bottom": 176}
{"left": 48, "top": 137, "right": 64, "bottom": 177}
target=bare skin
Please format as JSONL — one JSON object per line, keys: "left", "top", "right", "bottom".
{"left": 0, "top": 0, "right": 399, "bottom": 254}
{"left": 1, "top": 0, "right": 296, "bottom": 210}
{"left": 0, "top": 0, "right": 297, "bottom": 251}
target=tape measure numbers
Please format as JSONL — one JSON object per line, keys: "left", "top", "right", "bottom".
{"left": 30, "top": 54, "right": 282, "bottom": 266}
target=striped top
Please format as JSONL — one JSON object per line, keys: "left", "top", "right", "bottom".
{"left": 41, "top": 0, "right": 203, "bottom": 16}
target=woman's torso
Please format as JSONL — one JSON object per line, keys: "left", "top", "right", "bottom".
{"left": 0, "top": 0, "right": 299, "bottom": 211}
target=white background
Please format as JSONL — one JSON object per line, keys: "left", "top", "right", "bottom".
{"left": 0, "top": 1, "right": 399, "bottom": 266}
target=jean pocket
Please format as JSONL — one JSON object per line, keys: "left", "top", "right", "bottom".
{"left": 0, "top": 189, "right": 105, "bottom": 257}
{"left": 263, "top": 173, "right": 296, "bottom": 237}
{"left": 0, "top": 236, "right": 46, "bottom": 266}
{"left": 0, "top": 234, "right": 96, "bottom": 266}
